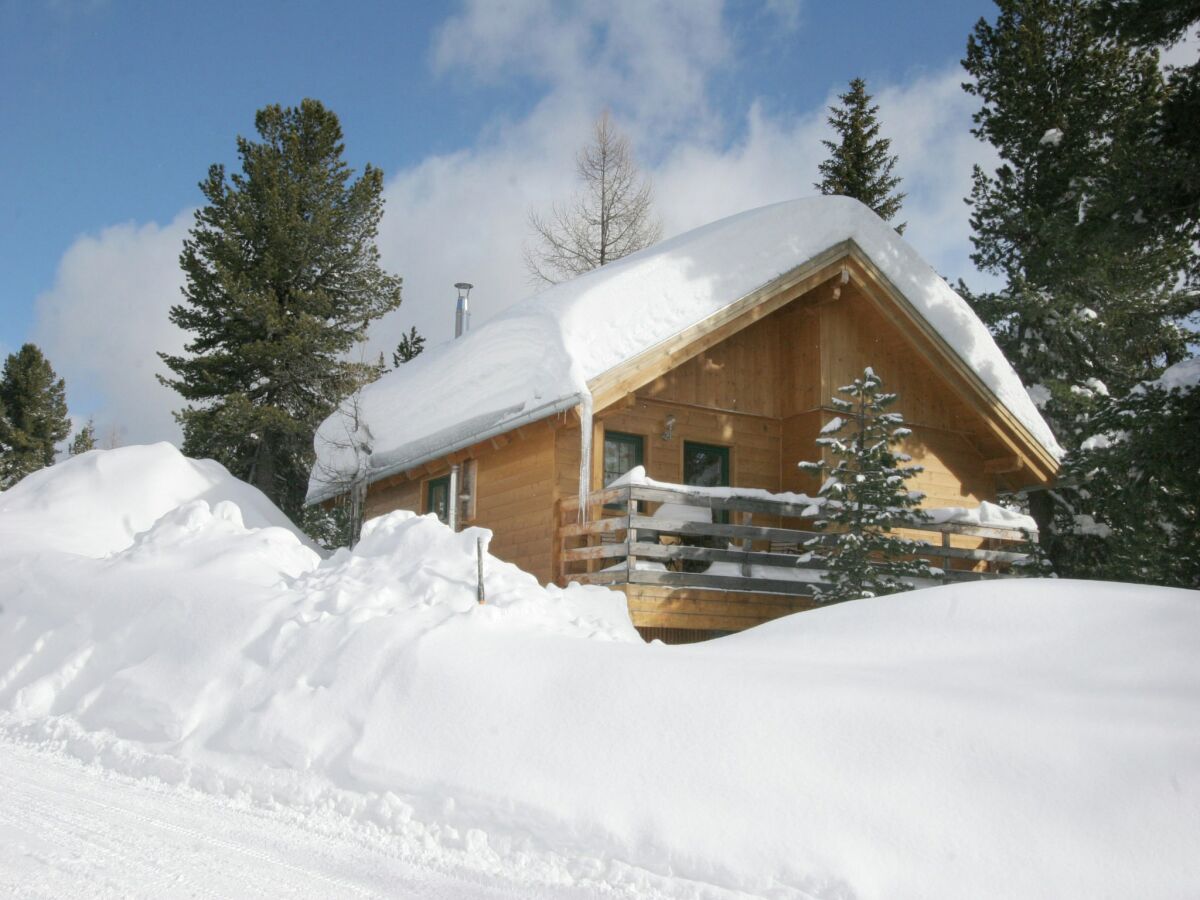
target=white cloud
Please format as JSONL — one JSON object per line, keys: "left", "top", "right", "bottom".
{"left": 874, "top": 71, "right": 999, "bottom": 279}
{"left": 30, "top": 3, "right": 996, "bottom": 445}
{"left": 373, "top": 60, "right": 994, "bottom": 358}
{"left": 433, "top": 0, "right": 729, "bottom": 141}
{"left": 33, "top": 212, "right": 191, "bottom": 446}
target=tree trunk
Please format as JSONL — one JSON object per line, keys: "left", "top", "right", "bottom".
{"left": 251, "top": 436, "right": 277, "bottom": 506}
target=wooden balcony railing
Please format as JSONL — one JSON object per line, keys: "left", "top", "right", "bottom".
{"left": 556, "top": 482, "right": 1037, "bottom": 596}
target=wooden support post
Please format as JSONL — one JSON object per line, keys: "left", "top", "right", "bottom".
{"left": 476, "top": 536, "right": 486, "bottom": 604}
{"left": 627, "top": 498, "right": 638, "bottom": 581}
{"left": 941, "top": 532, "right": 951, "bottom": 583}
{"left": 448, "top": 464, "right": 460, "bottom": 532}
{"left": 577, "top": 394, "right": 593, "bottom": 527}
{"left": 741, "top": 511, "right": 753, "bottom": 577}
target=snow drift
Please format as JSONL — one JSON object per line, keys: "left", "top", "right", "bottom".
{"left": 3, "top": 445, "right": 1199, "bottom": 898}
{"left": 0, "top": 442, "right": 314, "bottom": 557}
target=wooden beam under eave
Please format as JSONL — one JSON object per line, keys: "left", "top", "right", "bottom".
{"left": 983, "top": 456, "right": 1023, "bottom": 474}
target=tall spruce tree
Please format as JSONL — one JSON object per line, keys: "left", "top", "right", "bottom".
{"left": 1092, "top": 0, "right": 1200, "bottom": 285}
{"left": 961, "top": 0, "right": 1196, "bottom": 447}
{"left": 0, "top": 344, "right": 71, "bottom": 488}
{"left": 799, "top": 368, "right": 933, "bottom": 603}
{"left": 815, "top": 78, "right": 906, "bottom": 231}
{"left": 1050, "top": 361, "right": 1200, "bottom": 586}
{"left": 160, "top": 99, "right": 402, "bottom": 521}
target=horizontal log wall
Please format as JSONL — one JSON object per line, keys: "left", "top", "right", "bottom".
{"left": 363, "top": 475, "right": 422, "bottom": 522}
{"left": 625, "top": 584, "right": 817, "bottom": 633}
{"left": 365, "top": 423, "right": 560, "bottom": 584}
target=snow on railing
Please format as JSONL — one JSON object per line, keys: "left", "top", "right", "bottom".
{"left": 556, "top": 476, "right": 1037, "bottom": 596}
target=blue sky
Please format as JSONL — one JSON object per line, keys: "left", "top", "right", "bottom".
{"left": 1, "top": 0, "right": 1000, "bottom": 442}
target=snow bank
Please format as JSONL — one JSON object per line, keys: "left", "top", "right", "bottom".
{"left": 4, "top": 446, "right": 1199, "bottom": 898}
{"left": 309, "top": 197, "right": 1062, "bottom": 502}
{"left": 0, "top": 442, "right": 313, "bottom": 557}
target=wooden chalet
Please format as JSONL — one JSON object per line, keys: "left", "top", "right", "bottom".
{"left": 308, "top": 198, "right": 1060, "bottom": 642}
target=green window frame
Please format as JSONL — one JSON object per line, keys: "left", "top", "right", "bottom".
{"left": 683, "top": 441, "right": 731, "bottom": 524}
{"left": 603, "top": 431, "right": 645, "bottom": 486}
{"left": 426, "top": 475, "right": 451, "bottom": 524}
{"left": 683, "top": 441, "right": 730, "bottom": 488}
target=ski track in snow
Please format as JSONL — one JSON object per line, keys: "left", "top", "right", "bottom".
{"left": 0, "top": 738, "right": 609, "bottom": 899}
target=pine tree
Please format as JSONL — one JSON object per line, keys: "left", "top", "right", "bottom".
{"left": 799, "top": 368, "right": 933, "bottom": 603}
{"left": 815, "top": 78, "right": 906, "bottom": 230}
{"left": 525, "top": 110, "right": 662, "bottom": 285}
{"left": 159, "top": 99, "right": 403, "bottom": 522}
{"left": 961, "top": 0, "right": 1196, "bottom": 447}
{"left": 1092, "top": 0, "right": 1200, "bottom": 285}
{"left": 0, "top": 344, "right": 71, "bottom": 488}
{"left": 392, "top": 326, "right": 425, "bottom": 366}
{"left": 1049, "top": 359, "right": 1199, "bottom": 587}
{"left": 70, "top": 419, "right": 96, "bottom": 455}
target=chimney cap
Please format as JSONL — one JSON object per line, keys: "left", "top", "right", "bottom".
{"left": 455, "top": 282, "right": 473, "bottom": 293}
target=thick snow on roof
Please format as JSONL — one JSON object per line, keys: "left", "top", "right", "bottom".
{"left": 309, "top": 197, "right": 1061, "bottom": 501}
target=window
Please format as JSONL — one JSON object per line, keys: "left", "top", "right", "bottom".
{"left": 603, "top": 431, "right": 644, "bottom": 485}
{"left": 683, "top": 441, "right": 730, "bottom": 524}
{"left": 458, "top": 460, "right": 477, "bottom": 522}
{"left": 426, "top": 475, "right": 450, "bottom": 524}
{"left": 683, "top": 441, "right": 729, "bottom": 488}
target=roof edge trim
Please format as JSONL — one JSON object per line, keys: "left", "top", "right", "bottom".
{"left": 305, "top": 392, "right": 584, "bottom": 505}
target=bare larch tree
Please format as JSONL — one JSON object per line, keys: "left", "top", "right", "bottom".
{"left": 525, "top": 111, "right": 662, "bottom": 285}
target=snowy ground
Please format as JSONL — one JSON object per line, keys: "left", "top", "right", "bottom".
{"left": 0, "top": 735, "right": 613, "bottom": 899}
{"left": 2, "top": 445, "right": 1199, "bottom": 898}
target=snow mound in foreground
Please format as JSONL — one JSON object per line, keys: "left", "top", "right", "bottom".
{"left": 2, "top": 446, "right": 1199, "bottom": 898}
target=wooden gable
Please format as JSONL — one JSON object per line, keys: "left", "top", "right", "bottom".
{"left": 585, "top": 243, "right": 1057, "bottom": 493}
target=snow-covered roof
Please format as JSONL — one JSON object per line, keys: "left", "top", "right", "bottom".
{"left": 309, "top": 197, "right": 1061, "bottom": 502}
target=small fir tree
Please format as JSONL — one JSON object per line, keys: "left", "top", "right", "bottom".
{"left": 815, "top": 78, "right": 906, "bottom": 230}
{"left": 0, "top": 344, "right": 71, "bottom": 488}
{"left": 392, "top": 326, "right": 425, "bottom": 366}
{"left": 799, "top": 368, "right": 933, "bottom": 602}
{"left": 159, "top": 99, "right": 403, "bottom": 523}
{"left": 69, "top": 419, "right": 96, "bottom": 455}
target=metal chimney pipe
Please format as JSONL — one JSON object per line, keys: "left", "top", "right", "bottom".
{"left": 454, "top": 282, "right": 473, "bottom": 338}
